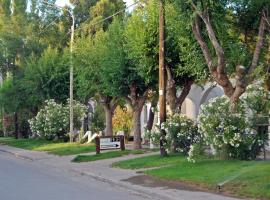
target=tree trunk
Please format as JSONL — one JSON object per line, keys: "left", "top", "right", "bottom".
{"left": 100, "top": 96, "right": 118, "bottom": 137}
{"left": 104, "top": 106, "right": 113, "bottom": 136}
{"left": 146, "top": 106, "right": 155, "bottom": 131}
{"left": 2, "top": 113, "right": 7, "bottom": 137}
{"left": 132, "top": 106, "right": 143, "bottom": 149}
{"left": 126, "top": 84, "right": 147, "bottom": 149}
{"left": 14, "top": 112, "right": 20, "bottom": 139}
{"left": 159, "top": 0, "right": 167, "bottom": 157}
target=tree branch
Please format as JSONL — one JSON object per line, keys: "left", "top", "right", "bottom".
{"left": 192, "top": 15, "right": 214, "bottom": 72}
{"left": 248, "top": 9, "right": 266, "bottom": 75}
{"left": 201, "top": 12, "right": 226, "bottom": 74}
{"left": 175, "top": 79, "right": 194, "bottom": 108}
{"left": 125, "top": 96, "right": 132, "bottom": 106}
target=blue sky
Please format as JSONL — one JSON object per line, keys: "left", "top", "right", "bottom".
{"left": 56, "top": 0, "right": 134, "bottom": 7}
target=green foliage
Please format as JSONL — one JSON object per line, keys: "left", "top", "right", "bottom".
{"left": 78, "top": 0, "right": 125, "bottom": 35}
{"left": 23, "top": 48, "right": 70, "bottom": 107}
{"left": 125, "top": 0, "right": 207, "bottom": 88}
{"left": 75, "top": 19, "right": 129, "bottom": 108}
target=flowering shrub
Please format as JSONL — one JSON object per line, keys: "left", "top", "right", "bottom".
{"left": 29, "top": 99, "right": 87, "bottom": 140}
{"left": 163, "top": 114, "right": 201, "bottom": 154}
{"left": 29, "top": 100, "right": 68, "bottom": 140}
{"left": 145, "top": 114, "right": 201, "bottom": 155}
{"left": 242, "top": 83, "right": 269, "bottom": 115}
{"left": 198, "top": 95, "right": 266, "bottom": 160}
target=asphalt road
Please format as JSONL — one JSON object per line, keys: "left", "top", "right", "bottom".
{"left": 0, "top": 152, "right": 153, "bottom": 200}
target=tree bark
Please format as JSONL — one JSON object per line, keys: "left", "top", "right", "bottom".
{"left": 14, "top": 112, "right": 21, "bottom": 139}
{"left": 104, "top": 107, "right": 113, "bottom": 136}
{"left": 146, "top": 104, "right": 155, "bottom": 131}
{"left": 166, "top": 65, "right": 193, "bottom": 114}
{"left": 126, "top": 84, "right": 147, "bottom": 149}
{"left": 100, "top": 96, "right": 118, "bottom": 136}
{"left": 132, "top": 106, "right": 143, "bottom": 149}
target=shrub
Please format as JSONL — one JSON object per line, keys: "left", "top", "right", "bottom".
{"left": 29, "top": 99, "right": 87, "bottom": 140}
{"left": 113, "top": 106, "right": 132, "bottom": 137}
{"left": 163, "top": 113, "right": 201, "bottom": 154}
{"left": 145, "top": 114, "right": 201, "bottom": 155}
{"left": 197, "top": 95, "right": 267, "bottom": 160}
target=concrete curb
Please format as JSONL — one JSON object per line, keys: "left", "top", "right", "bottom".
{"left": 69, "top": 168, "right": 171, "bottom": 200}
{"left": 0, "top": 148, "right": 34, "bottom": 161}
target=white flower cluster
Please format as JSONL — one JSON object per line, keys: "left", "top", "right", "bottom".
{"left": 197, "top": 91, "right": 268, "bottom": 160}
{"left": 28, "top": 99, "right": 87, "bottom": 139}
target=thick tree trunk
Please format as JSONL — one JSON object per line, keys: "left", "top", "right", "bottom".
{"left": 126, "top": 84, "right": 147, "bottom": 149}
{"left": 146, "top": 106, "right": 155, "bottom": 131}
{"left": 100, "top": 95, "right": 118, "bottom": 137}
{"left": 104, "top": 107, "right": 113, "bottom": 136}
{"left": 14, "top": 112, "right": 21, "bottom": 139}
{"left": 132, "top": 107, "right": 143, "bottom": 149}
{"left": 166, "top": 65, "right": 193, "bottom": 114}
{"left": 2, "top": 113, "right": 7, "bottom": 137}
{"left": 146, "top": 99, "right": 157, "bottom": 131}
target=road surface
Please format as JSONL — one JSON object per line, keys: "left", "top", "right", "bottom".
{"left": 0, "top": 151, "right": 152, "bottom": 200}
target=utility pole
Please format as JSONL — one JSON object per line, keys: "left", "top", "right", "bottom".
{"left": 69, "top": 14, "right": 75, "bottom": 142}
{"left": 159, "top": 0, "right": 167, "bottom": 156}
{"left": 42, "top": 1, "right": 75, "bottom": 142}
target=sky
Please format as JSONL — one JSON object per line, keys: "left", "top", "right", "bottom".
{"left": 56, "top": 0, "right": 135, "bottom": 7}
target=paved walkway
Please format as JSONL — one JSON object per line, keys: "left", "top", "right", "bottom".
{"left": 0, "top": 144, "right": 239, "bottom": 200}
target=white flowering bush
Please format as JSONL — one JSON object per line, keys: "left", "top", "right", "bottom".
{"left": 29, "top": 99, "right": 87, "bottom": 140}
{"left": 163, "top": 114, "right": 201, "bottom": 155}
{"left": 28, "top": 100, "right": 68, "bottom": 140}
{"left": 198, "top": 95, "right": 266, "bottom": 160}
{"left": 242, "top": 83, "right": 270, "bottom": 115}
{"left": 145, "top": 114, "right": 202, "bottom": 156}
{"left": 241, "top": 83, "right": 269, "bottom": 157}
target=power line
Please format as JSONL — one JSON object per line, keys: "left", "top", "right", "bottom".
{"left": 38, "top": 0, "right": 141, "bottom": 36}
{"left": 75, "top": 0, "right": 140, "bottom": 32}
{"left": 38, "top": 0, "right": 73, "bottom": 35}
{"left": 38, "top": 16, "right": 61, "bottom": 35}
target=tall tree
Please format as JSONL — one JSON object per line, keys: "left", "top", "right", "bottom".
{"left": 75, "top": 21, "right": 124, "bottom": 136}
{"left": 189, "top": 0, "right": 269, "bottom": 108}
{"left": 125, "top": 0, "right": 206, "bottom": 114}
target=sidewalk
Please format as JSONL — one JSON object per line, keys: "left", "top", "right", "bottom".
{"left": 0, "top": 144, "right": 239, "bottom": 200}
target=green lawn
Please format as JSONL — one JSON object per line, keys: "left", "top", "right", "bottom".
{"left": 0, "top": 137, "right": 96, "bottom": 156}
{"left": 113, "top": 154, "right": 270, "bottom": 199}
{"left": 72, "top": 149, "right": 147, "bottom": 162}
{"left": 112, "top": 153, "right": 186, "bottom": 169}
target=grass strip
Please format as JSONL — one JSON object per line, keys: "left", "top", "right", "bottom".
{"left": 0, "top": 137, "right": 95, "bottom": 156}
{"left": 72, "top": 149, "right": 146, "bottom": 162}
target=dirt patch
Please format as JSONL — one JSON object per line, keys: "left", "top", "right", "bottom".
{"left": 123, "top": 175, "right": 204, "bottom": 192}
{"left": 123, "top": 175, "right": 244, "bottom": 199}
